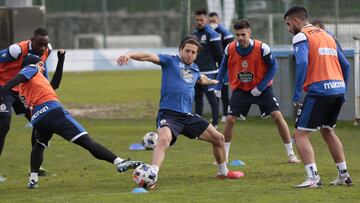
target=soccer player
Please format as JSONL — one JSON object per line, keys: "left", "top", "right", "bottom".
{"left": 117, "top": 36, "right": 244, "bottom": 189}
{"left": 215, "top": 19, "right": 300, "bottom": 164}
{"left": 0, "top": 55, "right": 143, "bottom": 189}
{"left": 208, "top": 12, "right": 234, "bottom": 123}
{"left": 0, "top": 28, "right": 58, "bottom": 179}
{"left": 284, "top": 6, "right": 352, "bottom": 188}
{"left": 192, "top": 9, "right": 223, "bottom": 128}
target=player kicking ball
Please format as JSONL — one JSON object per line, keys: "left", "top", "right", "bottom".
{"left": 117, "top": 36, "right": 244, "bottom": 189}
{"left": 0, "top": 55, "right": 143, "bottom": 189}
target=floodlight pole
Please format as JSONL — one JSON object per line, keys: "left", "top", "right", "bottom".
{"left": 354, "top": 37, "right": 360, "bottom": 125}
{"left": 102, "top": 0, "right": 108, "bottom": 49}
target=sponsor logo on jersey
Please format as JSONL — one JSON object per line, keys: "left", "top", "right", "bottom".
{"left": 318, "top": 48, "right": 337, "bottom": 56}
{"left": 1, "top": 53, "right": 6, "bottom": 58}
{"left": 238, "top": 71, "right": 254, "bottom": 83}
{"left": 180, "top": 68, "right": 194, "bottom": 83}
{"left": 323, "top": 81, "right": 345, "bottom": 90}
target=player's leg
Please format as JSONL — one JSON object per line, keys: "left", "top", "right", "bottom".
{"left": 293, "top": 95, "right": 325, "bottom": 188}
{"left": 0, "top": 91, "right": 16, "bottom": 182}
{"left": 271, "top": 111, "right": 299, "bottom": 163}
{"left": 0, "top": 91, "right": 15, "bottom": 156}
{"left": 151, "top": 126, "right": 172, "bottom": 172}
{"left": 27, "top": 125, "right": 52, "bottom": 189}
{"left": 194, "top": 83, "right": 204, "bottom": 116}
{"left": 15, "top": 97, "right": 51, "bottom": 176}
{"left": 50, "top": 107, "right": 142, "bottom": 172}
{"left": 320, "top": 96, "right": 352, "bottom": 186}
{"left": 257, "top": 86, "right": 299, "bottom": 163}
{"left": 205, "top": 90, "right": 219, "bottom": 127}
{"left": 198, "top": 124, "right": 244, "bottom": 179}
{"left": 222, "top": 89, "right": 250, "bottom": 161}
{"left": 220, "top": 84, "right": 229, "bottom": 122}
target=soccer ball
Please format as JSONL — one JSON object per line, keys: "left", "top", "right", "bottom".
{"left": 133, "top": 164, "right": 157, "bottom": 189}
{"left": 142, "top": 132, "right": 158, "bottom": 150}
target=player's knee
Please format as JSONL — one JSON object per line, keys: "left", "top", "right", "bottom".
{"left": 226, "top": 116, "right": 237, "bottom": 124}
{"left": 271, "top": 111, "right": 283, "bottom": 121}
{"left": 213, "top": 133, "right": 225, "bottom": 146}
{"left": 157, "top": 134, "right": 172, "bottom": 147}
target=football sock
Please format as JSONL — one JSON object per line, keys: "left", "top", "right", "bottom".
{"left": 29, "top": 172, "right": 38, "bottom": 183}
{"left": 335, "top": 161, "right": 348, "bottom": 176}
{"left": 217, "top": 162, "right": 228, "bottom": 176}
{"left": 113, "top": 157, "right": 125, "bottom": 165}
{"left": 151, "top": 165, "right": 159, "bottom": 174}
{"left": 284, "top": 143, "right": 295, "bottom": 156}
{"left": 305, "top": 163, "right": 319, "bottom": 179}
{"left": 224, "top": 142, "right": 231, "bottom": 161}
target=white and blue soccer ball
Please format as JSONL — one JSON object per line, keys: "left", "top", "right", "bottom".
{"left": 133, "top": 164, "right": 157, "bottom": 189}
{"left": 142, "top": 132, "right": 158, "bottom": 150}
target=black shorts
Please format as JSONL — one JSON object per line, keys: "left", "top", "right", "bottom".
{"left": 228, "top": 86, "right": 280, "bottom": 119}
{"left": 295, "top": 94, "right": 343, "bottom": 131}
{"left": 156, "top": 109, "right": 210, "bottom": 145}
{"left": 33, "top": 107, "right": 87, "bottom": 147}
{"left": 0, "top": 89, "right": 29, "bottom": 117}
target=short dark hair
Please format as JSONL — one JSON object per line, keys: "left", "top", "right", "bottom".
{"left": 311, "top": 19, "right": 325, "bottom": 29}
{"left": 208, "top": 12, "right": 218, "bottom": 17}
{"left": 284, "top": 6, "right": 308, "bottom": 20}
{"left": 22, "top": 54, "right": 41, "bottom": 67}
{"left": 33, "top": 28, "right": 48, "bottom": 36}
{"left": 179, "top": 36, "right": 202, "bottom": 53}
{"left": 233, "top": 19, "right": 251, "bottom": 30}
{"left": 195, "top": 8, "right": 207, "bottom": 16}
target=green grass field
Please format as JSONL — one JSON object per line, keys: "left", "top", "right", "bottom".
{"left": 0, "top": 70, "right": 359, "bottom": 202}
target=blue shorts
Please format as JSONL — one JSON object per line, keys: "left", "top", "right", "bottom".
{"left": 156, "top": 109, "right": 209, "bottom": 145}
{"left": 33, "top": 107, "right": 87, "bottom": 147}
{"left": 295, "top": 94, "right": 343, "bottom": 131}
{"left": 229, "top": 86, "right": 280, "bottom": 119}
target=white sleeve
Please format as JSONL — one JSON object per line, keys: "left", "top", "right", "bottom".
{"left": 47, "top": 43, "right": 53, "bottom": 51}
{"left": 8, "top": 44, "right": 22, "bottom": 59}
{"left": 292, "top": 33, "right": 307, "bottom": 45}
{"left": 261, "top": 43, "right": 271, "bottom": 56}
{"left": 224, "top": 44, "right": 230, "bottom": 56}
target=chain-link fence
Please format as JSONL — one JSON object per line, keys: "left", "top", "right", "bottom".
{"left": 1, "top": 0, "right": 359, "bottom": 49}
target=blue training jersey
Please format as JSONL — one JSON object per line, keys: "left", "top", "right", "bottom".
{"left": 158, "top": 54, "right": 201, "bottom": 114}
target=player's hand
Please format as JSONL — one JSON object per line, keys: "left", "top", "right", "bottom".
{"left": 214, "top": 90, "right": 221, "bottom": 98}
{"left": 57, "top": 49, "right": 66, "bottom": 60}
{"left": 209, "top": 79, "right": 219, "bottom": 85}
{"left": 117, "top": 55, "right": 130, "bottom": 66}
{"left": 250, "top": 87, "right": 262, "bottom": 97}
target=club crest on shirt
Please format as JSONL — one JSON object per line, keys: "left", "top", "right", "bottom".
{"left": 0, "top": 104, "right": 9, "bottom": 112}
{"left": 180, "top": 68, "right": 194, "bottom": 83}
{"left": 242, "top": 60, "right": 248, "bottom": 69}
{"left": 201, "top": 34, "right": 207, "bottom": 42}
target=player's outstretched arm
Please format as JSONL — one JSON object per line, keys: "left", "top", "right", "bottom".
{"left": 117, "top": 52, "right": 160, "bottom": 66}
{"left": 198, "top": 74, "right": 219, "bottom": 85}
{"left": 50, "top": 49, "right": 66, "bottom": 90}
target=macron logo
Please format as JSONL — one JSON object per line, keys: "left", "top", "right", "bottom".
{"left": 1, "top": 53, "right": 6, "bottom": 57}
{"left": 323, "top": 81, "right": 345, "bottom": 90}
